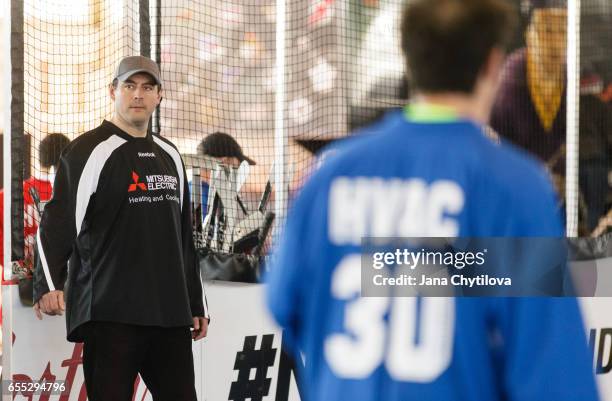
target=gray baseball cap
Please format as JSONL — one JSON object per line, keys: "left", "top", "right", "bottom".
{"left": 114, "top": 56, "right": 162, "bottom": 86}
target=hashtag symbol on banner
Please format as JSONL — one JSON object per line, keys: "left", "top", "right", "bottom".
{"left": 229, "top": 334, "right": 277, "bottom": 401}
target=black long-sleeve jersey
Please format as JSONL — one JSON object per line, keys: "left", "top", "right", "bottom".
{"left": 33, "top": 120, "right": 208, "bottom": 342}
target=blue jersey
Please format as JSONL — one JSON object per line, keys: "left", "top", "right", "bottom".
{"left": 266, "top": 110, "right": 598, "bottom": 401}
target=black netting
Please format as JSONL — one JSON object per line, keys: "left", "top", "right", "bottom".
{"left": 6, "top": 0, "right": 612, "bottom": 282}
{"left": 490, "top": 0, "right": 612, "bottom": 237}
{"left": 579, "top": 0, "right": 612, "bottom": 237}
{"left": 10, "top": 0, "right": 346, "bottom": 281}
{"left": 8, "top": 0, "right": 140, "bottom": 281}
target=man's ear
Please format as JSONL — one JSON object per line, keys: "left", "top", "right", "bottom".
{"left": 109, "top": 84, "right": 116, "bottom": 101}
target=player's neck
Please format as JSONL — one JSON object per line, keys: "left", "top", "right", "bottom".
{"left": 415, "top": 94, "right": 489, "bottom": 125}
{"left": 110, "top": 115, "right": 149, "bottom": 138}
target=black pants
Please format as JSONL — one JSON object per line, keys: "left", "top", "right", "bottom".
{"left": 82, "top": 321, "right": 197, "bottom": 401}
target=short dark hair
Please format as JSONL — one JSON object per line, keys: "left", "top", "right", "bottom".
{"left": 198, "top": 132, "right": 256, "bottom": 165}
{"left": 39, "top": 133, "right": 70, "bottom": 169}
{"left": 401, "top": 0, "right": 517, "bottom": 94}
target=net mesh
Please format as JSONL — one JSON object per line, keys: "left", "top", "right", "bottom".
{"left": 6, "top": 0, "right": 612, "bottom": 278}
{"left": 11, "top": 0, "right": 347, "bottom": 278}
{"left": 489, "top": 0, "right": 612, "bottom": 236}
{"left": 578, "top": 0, "right": 612, "bottom": 237}
{"left": 13, "top": 0, "right": 131, "bottom": 277}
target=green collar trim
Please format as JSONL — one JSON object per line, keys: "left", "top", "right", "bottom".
{"left": 404, "top": 103, "right": 460, "bottom": 123}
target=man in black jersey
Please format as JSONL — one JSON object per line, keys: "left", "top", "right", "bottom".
{"left": 33, "top": 55, "right": 209, "bottom": 401}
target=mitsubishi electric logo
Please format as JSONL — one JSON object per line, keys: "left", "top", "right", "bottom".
{"left": 128, "top": 172, "right": 147, "bottom": 192}
{"left": 127, "top": 171, "right": 179, "bottom": 207}
{"left": 145, "top": 174, "right": 178, "bottom": 190}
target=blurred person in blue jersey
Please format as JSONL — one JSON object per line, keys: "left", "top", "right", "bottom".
{"left": 265, "top": 0, "right": 599, "bottom": 400}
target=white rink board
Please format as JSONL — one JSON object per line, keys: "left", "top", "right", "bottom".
{"left": 2, "top": 281, "right": 301, "bottom": 401}
{"left": 580, "top": 296, "right": 612, "bottom": 401}
{"left": 201, "top": 281, "right": 301, "bottom": 401}
{"left": 3, "top": 277, "right": 611, "bottom": 401}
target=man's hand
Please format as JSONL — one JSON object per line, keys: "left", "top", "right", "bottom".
{"left": 191, "top": 316, "right": 209, "bottom": 341}
{"left": 33, "top": 290, "right": 65, "bottom": 320}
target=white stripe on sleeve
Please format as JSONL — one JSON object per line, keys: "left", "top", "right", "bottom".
{"left": 37, "top": 228, "right": 55, "bottom": 291}
{"left": 75, "top": 135, "right": 126, "bottom": 234}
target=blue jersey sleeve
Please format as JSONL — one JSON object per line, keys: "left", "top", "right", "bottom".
{"left": 491, "top": 297, "right": 599, "bottom": 401}
{"left": 494, "top": 162, "right": 598, "bottom": 400}
{"left": 266, "top": 177, "right": 323, "bottom": 351}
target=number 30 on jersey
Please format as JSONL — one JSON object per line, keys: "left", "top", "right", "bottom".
{"left": 324, "top": 254, "right": 455, "bottom": 382}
